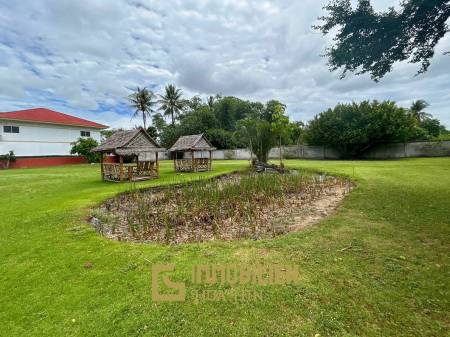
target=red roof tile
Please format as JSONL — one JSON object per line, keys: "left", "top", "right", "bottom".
{"left": 0, "top": 108, "right": 108, "bottom": 129}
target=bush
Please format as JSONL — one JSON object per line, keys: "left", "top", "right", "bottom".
{"left": 206, "top": 128, "right": 241, "bottom": 149}
{"left": 305, "top": 101, "right": 419, "bottom": 158}
{"left": 0, "top": 150, "right": 15, "bottom": 162}
{"left": 419, "top": 118, "right": 442, "bottom": 138}
{"left": 0, "top": 151, "right": 16, "bottom": 169}
{"left": 70, "top": 138, "right": 99, "bottom": 163}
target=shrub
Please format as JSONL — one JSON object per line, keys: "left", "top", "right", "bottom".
{"left": 0, "top": 151, "right": 16, "bottom": 169}
{"left": 304, "top": 100, "right": 419, "bottom": 158}
{"left": 70, "top": 138, "right": 99, "bottom": 163}
{"left": 206, "top": 128, "right": 240, "bottom": 149}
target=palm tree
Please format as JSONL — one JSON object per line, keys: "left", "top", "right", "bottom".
{"left": 409, "top": 100, "right": 431, "bottom": 123}
{"left": 158, "top": 84, "right": 185, "bottom": 125}
{"left": 128, "top": 87, "right": 157, "bottom": 129}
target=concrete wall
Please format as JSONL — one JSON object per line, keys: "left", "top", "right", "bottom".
{"left": 361, "top": 141, "right": 450, "bottom": 159}
{"left": 208, "top": 141, "right": 450, "bottom": 160}
{"left": 0, "top": 120, "right": 102, "bottom": 156}
{"left": 210, "top": 145, "right": 341, "bottom": 160}
{"left": 212, "top": 148, "right": 252, "bottom": 160}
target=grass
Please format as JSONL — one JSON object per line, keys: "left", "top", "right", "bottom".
{"left": 0, "top": 158, "right": 449, "bottom": 336}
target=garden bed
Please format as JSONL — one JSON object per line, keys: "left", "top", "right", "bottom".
{"left": 90, "top": 171, "right": 354, "bottom": 244}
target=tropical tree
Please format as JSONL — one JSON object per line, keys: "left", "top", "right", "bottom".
{"left": 214, "top": 96, "right": 253, "bottom": 131}
{"left": 236, "top": 117, "right": 259, "bottom": 160}
{"left": 270, "top": 104, "right": 290, "bottom": 164}
{"left": 128, "top": 87, "right": 157, "bottom": 129}
{"left": 234, "top": 101, "right": 289, "bottom": 164}
{"left": 288, "top": 121, "right": 305, "bottom": 146}
{"left": 158, "top": 84, "right": 185, "bottom": 125}
{"left": 315, "top": 0, "right": 450, "bottom": 81}
{"left": 253, "top": 119, "right": 276, "bottom": 163}
{"left": 409, "top": 100, "right": 431, "bottom": 123}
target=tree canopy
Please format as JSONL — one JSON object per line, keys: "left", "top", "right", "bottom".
{"left": 304, "top": 100, "right": 449, "bottom": 157}
{"left": 315, "top": 0, "right": 450, "bottom": 81}
{"left": 128, "top": 87, "right": 157, "bottom": 129}
{"left": 158, "top": 84, "right": 185, "bottom": 125}
{"left": 126, "top": 85, "right": 448, "bottom": 159}
{"left": 147, "top": 94, "right": 300, "bottom": 155}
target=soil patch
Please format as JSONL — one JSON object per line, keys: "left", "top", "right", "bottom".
{"left": 90, "top": 171, "right": 354, "bottom": 244}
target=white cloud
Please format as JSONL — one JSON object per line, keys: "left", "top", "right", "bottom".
{"left": 0, "top": 0, "right": 449, "bottom": 127}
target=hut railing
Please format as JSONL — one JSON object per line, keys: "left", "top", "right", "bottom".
{"left": 132, "top": 161, "right": 158, "bottom": 180}
{"left": 174, "top": 158, "right": 210, "bottom": 172}
{"left": 102, "top": 161, "right": 158, "bottom": 182}
{"left": 102, "top": 163, "right": 121, "bottom": 182}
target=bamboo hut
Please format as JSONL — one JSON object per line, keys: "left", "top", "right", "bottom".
{"left": 169, "top": 134, "right": 216, "bottom": 172}
{"left": 92, "top": 128, "right": 165, "bottom": 182}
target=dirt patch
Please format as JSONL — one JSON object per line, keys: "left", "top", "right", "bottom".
{"left": 269, "top": 184, "right": 352, "bottom": 233}
{"left": 90, "top": 172, "right": 354, "bottom": 244}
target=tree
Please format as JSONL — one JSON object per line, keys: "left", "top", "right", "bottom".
{"left": 269, "top": 102, "right": 290, "bottom": 164}
{"left": 287, "top": 121, "right": 305, "bottom": 145}
{"left": 206, "top": 128, "right": 240, "bottom": 149}
{"left": 263, "top": 100, "right": 287, "bottom": 123}
{"left": 207, "top": 96, "right": 215, "bottom": 111}
{"left": 420, "top": 118, "right": 442, "bottom": 138}
{"left": 186, "top": 96, "right": 203, "bottom": 112}
{"left": 305, "top": 100, "right": 420, "bottom": 157}
{"left": 214, "top": 96, "right": 253, "bottom": 131}
{"left": 253, "top": 119, "right": 276, "bottom": 163}
{"left": 101, "top": 128, "right": 124, "bottom": 141}
{"left": 146, "top": 126, "right": 158, "bottom": 140}
{"left": 234, "top": 101, "right": 289, "bottom": 164}
{"left": 128, "top": 87, "right": 157, "bottom": 129}
{"left": 315, "top": 0, "right": 450, "bottom": 81}
{"left": 177, "top": 105, "right": 217, "bottom": 135}
{"left": 158, "top": 124, "right": 179, "bottom": 149}
{"left": 71, "top": 138, "right": 100, "bottom": 163}
{"left": 236, "top": 117, "right": 258, "bottom": 159}
{"left": 152, "top": 113, "right": 167, "bottom": 133}
{"left": 158, "top": 84, "right": 185, "bottom": 125}
{"left": 409, "top": 100, "right": 431, "bottom": 123}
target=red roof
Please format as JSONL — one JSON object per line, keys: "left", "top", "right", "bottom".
{"left": 0, "top": 108, "right": 108, "bottom": 129}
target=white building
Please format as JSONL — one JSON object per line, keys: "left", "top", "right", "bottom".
{"left": 0, "top": 108, "right": 108, "bottom": 157}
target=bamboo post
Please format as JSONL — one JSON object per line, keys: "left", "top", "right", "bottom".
{"left": 128, "top": 166, "right": 133, "bottom": 181}
{"left": 100, "top": 153, "right": 104, "bottom": 180}
{"left": 173, "top": 152, "right": 177, "bottom": 171}
{"left": 119, "top": 156, "right": 124, "bottom": 182}
{"left": 279, "top": 136, "right": 282, "bottom": 165}
{"left": 155, "top": 151, "right": 159, "bottom": 176}
{"left": 209, "top": 150, "right": 212, "bottom": 171}
{"left": 136, "top": 154, "right": 139, "bottom": 174}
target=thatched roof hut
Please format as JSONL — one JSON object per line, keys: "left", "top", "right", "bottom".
{"left": 93, "top": 128, "right": 165, "bottom": 156}
{"left": 169, "top": 134, "right": 216, "bottom": 172}
{"left": 92, "top": 128, "right": 165, "bottom": 182}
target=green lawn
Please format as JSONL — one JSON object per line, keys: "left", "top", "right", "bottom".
{"left": 0, "top": 159, "right": 449, "bottom": 337}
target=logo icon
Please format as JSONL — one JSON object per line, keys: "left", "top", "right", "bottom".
{"left": 151, "top": 264, "right": 186, "bottom": 302}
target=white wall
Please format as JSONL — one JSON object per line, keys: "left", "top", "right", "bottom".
{"left": 0, "top": 121, "right": 102, "bottom": 156}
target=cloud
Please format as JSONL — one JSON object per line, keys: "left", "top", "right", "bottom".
{"left": 0, "top": 0, "right": 449, "bottom": 128}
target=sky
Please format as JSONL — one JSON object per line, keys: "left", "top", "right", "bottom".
{"left": 0, "top": 0, "right": 449, "bottom": 129}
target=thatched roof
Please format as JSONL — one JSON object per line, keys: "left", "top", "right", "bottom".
{"left": 169, "top": 134, "right": 216, "bottom": 152}
{"left": 92, "top": 128, "right": 165, "bottom": 155}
